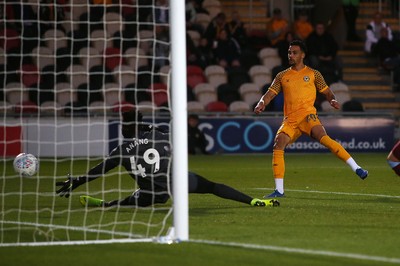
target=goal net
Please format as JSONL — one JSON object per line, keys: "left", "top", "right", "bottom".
{"left": 0, "top": 0, "right": 188, "bottom": 246}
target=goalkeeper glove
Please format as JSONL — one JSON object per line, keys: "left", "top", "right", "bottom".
{"left": 56, "top": 174, "right": 86, "bottom": 198}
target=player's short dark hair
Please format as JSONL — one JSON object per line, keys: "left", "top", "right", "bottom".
{"left": 122, "top": 109, "right": 143, "bottom": 124}
{"left": 289, "top": 39, "right": 308, "bottom": 55}
{"left": 188, "top": 114, "right": 199, "bottom": 120}
{"left": 122, "top": 109, "right": 143, "bottom": 138}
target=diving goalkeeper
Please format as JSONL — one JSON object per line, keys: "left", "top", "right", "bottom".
{"left": 56, "top": 110, "right": 279, "bottom": 207}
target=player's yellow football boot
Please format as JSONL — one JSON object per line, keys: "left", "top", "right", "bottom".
{"left": 251, "top": 198, "right": 280, "bottom": 207}
{"left": 80, "top": 195, "right": 104, "bottom": 207}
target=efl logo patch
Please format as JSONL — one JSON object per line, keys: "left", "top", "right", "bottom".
{"left": 303, "top": 76, "right": 310, "bottom": 82}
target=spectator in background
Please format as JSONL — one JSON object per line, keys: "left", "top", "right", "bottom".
{"left": 365, "top": 11, "right": 392, "bottom": 54}
{"left": 306, "top": 22, "right": 342, "bottom": 83}
{"left": 375, "top": 27, "right": 400, "bottom": 87}
{"left": 228, "top": 11, "right": 247, "bottom": 49}
{"left": 272, "top": 31, "right": 295, "bottom": 78}
{"left": 39, "top": 0, "right": 66, "bottom": 33}
{"left": 186, "top": 33, "right": 211, "bottom": 68}
{"left": 342, "top": 0, "right": 361, "bottom": 41}
{"left": 213, "top": 29, "right": 241, "bottom": 68}
{"left": 374, "top": 27, "right": 399, "bottom": 69}
{"left": 193, "top": 0, "right": 209, "bottom": 15}
{"left": 188, "top": 114, "right": 208, "bottom": 155}
{"left": 267, "top": 8, "right": 289, "bottom": 47}
{"left": 197, "top": 37, "right": 216, "bottom": 65}
{"left": 138, "top": 0, "right": 153, "bottom": 24}
{"left": 186, "top": 0, "right": 206, "bottom": 34}
{"left": 154, "top": 0, "right": 170, "bottom": 68}
{"left": 155, "top": 0, "right": 169, "bottom": 25}
{"left": 203, "top": 12, "right": 230, "bottom": 50}
{"left": 293, "top": 10, "right": 313, "bottom": 40}
{"left": 277, "top": 31, "right": 295, "bottom": 67}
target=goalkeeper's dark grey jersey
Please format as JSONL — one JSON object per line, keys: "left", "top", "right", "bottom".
{"left": 88, "top": 128, "right": 171, "bottom": 192}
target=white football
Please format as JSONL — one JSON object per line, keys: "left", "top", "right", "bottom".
{"left": 13, "top": 153, "right": 39, "bottom": 177}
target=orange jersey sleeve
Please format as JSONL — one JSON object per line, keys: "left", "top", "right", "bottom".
{"left": 267, "top": 66, "right": 328, "bottom": 119}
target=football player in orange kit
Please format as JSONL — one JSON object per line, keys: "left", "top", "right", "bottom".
{"left": 254, "top": 39, "right": 368, "bottom": 198}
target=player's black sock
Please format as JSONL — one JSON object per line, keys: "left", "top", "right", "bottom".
{"left": 106, "top": 196, "right": 131, "bottom": 207}
{"left": 193, "top": 173, "right": 252, "bottom": 204}
{"left": 213, "top": 183, "right": 253, "bottom": 205}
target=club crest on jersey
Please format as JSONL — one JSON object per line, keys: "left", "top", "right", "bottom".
{"left": 303, "top": 76, "right": 310, "bottom": 82}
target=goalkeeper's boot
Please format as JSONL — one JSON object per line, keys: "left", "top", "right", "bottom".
{"left": 264, "top": 189, "right": 285, "bottom": 198}
{"left": 251, "top": 198, "right": 280, "bottom": 207}
{"left": 80, "top": 195, "right": 104, "bottom": 207}
{"left": 356, "top": 168, "right": 368, "bottom": 180}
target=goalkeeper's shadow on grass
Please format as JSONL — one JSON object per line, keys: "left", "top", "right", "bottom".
{"left": 289, "top": 194, "right": 400, "bottom": 204}
{"left": 188, "top": 206, "right": 268, "bottom": 216}
{"left": 78, "top": 204, "right": 173, "bottom": 214}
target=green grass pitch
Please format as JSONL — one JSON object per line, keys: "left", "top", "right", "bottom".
{"left": 1, "top": 153, "right": 400, "bottom": 266}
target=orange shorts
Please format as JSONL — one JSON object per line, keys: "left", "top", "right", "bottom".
{"left": 276, "top": 114, "right": 322, "bottom": 143}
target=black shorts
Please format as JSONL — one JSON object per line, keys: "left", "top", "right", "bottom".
{"left": 188, "top": 171, "right": 214, "bottom": 193}
{"left": 133, "top": 172, "right": 213, "bottom": 206}
{"left": 129, "top": 189, "right": 170, "bottom": 207}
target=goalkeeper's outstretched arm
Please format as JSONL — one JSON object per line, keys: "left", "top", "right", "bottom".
{"left": 56, "top": 159, "right": 117, "bottom": 198}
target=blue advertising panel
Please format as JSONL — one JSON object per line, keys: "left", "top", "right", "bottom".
{"left": 109, "top": 116, "right": 395, "bottom": 154}
{"left": 198, "top": 117, "right": 395, "bottom": 153}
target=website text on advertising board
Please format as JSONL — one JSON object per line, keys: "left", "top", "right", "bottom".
{"left": 286, "top": 138, "right": 386, "bottom": 150}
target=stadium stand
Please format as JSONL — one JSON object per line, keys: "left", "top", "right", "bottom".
{"left": 187, "top": 65, "right": 207, "bottom": 89}
{"left": 249, "top": 65, "right": 272, "bottom": 88}
{"left": 204, "top": 65, "right": 228, "bottom": 88}
{"left": 187, "top": 101, "right": 206, "bottom": 112}
{"left": 194, "top": 83, "right": 218, "bottom": 106}
{"left": 206, "top": 100, "right": 228, "bottom": 112}
{"left": 228, "top": 100, "right": 251, "bottom": 112}
{"left": 4, "top": 0, "right": 396, "bottom": 119}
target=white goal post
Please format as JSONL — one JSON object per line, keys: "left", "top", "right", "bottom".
{"left": 0, "top": 0, "right": 188, "bottom": 246}
{"left": 170, "top": 0, "right": 189, "bottom": 242}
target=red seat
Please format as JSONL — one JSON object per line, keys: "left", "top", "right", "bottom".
{"left": 0, "top": 28, "right": 21, "bottom": 52}
{"left": 121, "top": 0, "right": 136, "bottom": 18}
{"left": 104, "top": 47, "right": 123, "bottom": 71}
{"left": 21, "top": 64, "right": 40, "bottom": 87}
{"left": 187, "top": 65, "right": 206, "bottom": 88}
{"left": 153, "top": 92, "right": 169, "bottom": 106}
{"left": 206, "top": 101, "right": 228, "bottom": 112}
{"left": 148, "top": 83, "right": 168, "bottom": 106}
{"left": 111, "top": 101, "right": 135, "bottom": 113}
{"left": 187, "top": 65, "right": 204, "bottom": 75}
{"left": 149, "top": 82, "right": 168, "bottom": 93}
{"left": 187, "top": 73, "right": 207, "bottom": 89}
{"left": 14, "top": 101, "right": 39, "bottom": 114}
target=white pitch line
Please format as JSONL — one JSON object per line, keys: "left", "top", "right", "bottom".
{"left": 191, "top": 239, "right": 400, "bottom": 264}
{"left": 253, "top": 188, "right": 400, "bottom": 199}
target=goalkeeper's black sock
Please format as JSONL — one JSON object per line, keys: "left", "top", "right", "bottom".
{"left": 213, "top": 183, "right": 253, "bottom": 205}
{"left": 106, "top": 196, "right": 131, "bottom": 207}
{"left": 192, "top": 173, "right": 252, "bottom": 204}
